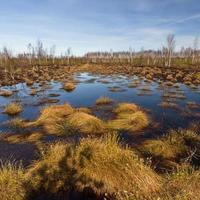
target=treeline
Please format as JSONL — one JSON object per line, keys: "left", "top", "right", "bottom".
{"left": 0, "top": 34, "right": 200, "bottom": 71}
{"left": 86, "top": 35, "right": 200, "bottom": 67}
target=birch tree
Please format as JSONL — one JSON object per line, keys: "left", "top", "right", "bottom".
{"left": 166, "top": 34, "right": 175, "bottom": 67}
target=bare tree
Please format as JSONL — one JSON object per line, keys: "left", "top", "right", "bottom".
{"left": 67, "top": 47, "right": 71, "bottom": 65}
{"left": 35, "top": 40, "right": 44, "bottom": 65}
{"left": 192, "top": 36, "right": 199, "bottom": 64}
{"left": 27, "top": 43, "right": 33, "bottom": 65}
{"left": 50, "top": 45, "right": 56, "bottom": 65}
{"left": 166, "top": 34, "right": 175, "bottom": 67}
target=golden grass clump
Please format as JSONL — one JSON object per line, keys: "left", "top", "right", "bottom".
{"left": 4, "top": 131, "right": 43, "bottom": 144}
{"left": 67, "top": 111, "right": 105, "bottom": 135}
{"left": 33, "top": 104, "right": 104, "bottom": 136}
{"left": 63, "top": 82, "right": 76, "bottom": 92}
{"left": 108, "top": 103, "right": 149, "bottom": 132}
{"left": 26, "top": 142, "right": 70, "bottom": 195}
{"left": 95, "top": 96, "right": 113, "bottom": 105}
{"left": 0, "top": 162, "right": 26, "bottom": 200}
{"left": 0, "top": 89, "right": 13, "bottom": 97}
{"left": 114, "top": 103, "right": 139, "bottom": 114}
{"left": 164, "top": 165, "right": 200, "bottom": 200}
{"left": 108, "top": 111, "right": 149, "bottom": 132}
{"left": 9, "top": 118, "right": 25, "bottom": 129}
{"left": 35, "top": 104, "right": 73, "bottom": 133}
{"left": 4, "top": 103, "right": 22, "bottom": 116}
{"left": 73, "top": 135, "right": 161, "bottom": 197}
{"left": 27, "top": 135, "right": 161, "bottom": 199}
{"left": 141, "top": 129, "right": 200, "bottom": 161}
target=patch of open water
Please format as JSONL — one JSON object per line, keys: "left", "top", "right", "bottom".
{"left": 0, "top": 72, "right": 199, "bottom": 135}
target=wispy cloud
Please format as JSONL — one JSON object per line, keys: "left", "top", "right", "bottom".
{"left": 0, "top": 0, "right": 199, "bottom": 55}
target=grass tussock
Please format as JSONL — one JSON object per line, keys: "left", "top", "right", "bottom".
{"left": 114, "top": 103, "right": 139, "bottom": 114}
{"left": 4, "top": 103, "right": 22, "bottom": 116}
{"left": 67, "top": 111, "right": 105, "bottom": 135}
{"left": 27, "top": 135, "right": 161, "bottom": 199}
{"left": 5, "top": 132, "right": 43, "bottom": 144}
{"left": 35, "top": 104, "right": 73, "bottom": 133}
{"left": 0, "top": 162, "right": 26, "bottom": 200}
{"left": 95, "top": 96, "right": 113, "bottom": 105}
{"left": 164, "top": 165, "right": 200, "bottom": 200}
{"left": 34, "top": 104, "right": 104, "bottom": 135}
{"left": 1, "top": 133, "right": 199, "bottom": 200}
{"left": 141, "top": 129, "right": 200, "bottom": 167}
{"left": 0, "top": 89, "right": 13, "bottom": 97}
{"left": 63, "top": 82, "right": 76, "bottom": 92}
{"left": 108, "top": 103, "right": 149, "bottom": 132}
{"left": 9, "top": 118, "right": 25, "bottom": 129}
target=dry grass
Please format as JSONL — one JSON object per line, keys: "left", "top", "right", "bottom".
{"left": 114, "top": 103, "right": 139, "bottom": 114}
{"left": 0, "top": 161, "right": 26, "bottom": 200}
{"left": 164, "top": 165, "right": 200, "bottom": 200}
{"left": 108, "top": 111, "right": 149, "bottom": 132}
{"left": 9, "top": 118, "right": 25, "bottom": 129}
{"left": 4, "top": 131, "right": 43, "bottom": 144}
{"left": 27, "top": 135, "right": 161, "bottom": 199}
{"left": 1, "top": 133, "right": 199, "bottom": 200}
{"left": 95, "top": 96, "right": 113, "bottom": 105}
{"left": 26, "top": 142, "right": 70, "bottom": 195}
{"left": 75, "top": 107, "right": 91, "bottom": 114}
{"left": 0, "top": 90, "right": 13, "bottom": 97}
{"left": 108, "top": 103, "right": 149, "bottom": 132}
{"left": 32, "top": 104, "right": 104, "bottom": 136}
{"left": 30, "top": 89, "right": 37, "bottom": 96}
{"left": 73, "top": 135, "right": 161, "bottom": 197}
{"left": 4, "top": 103, "right": 22, "bottom": 116}
{"left": 141, "top": 129, "right": 200, "bottom": 161}
{"left": 63, "top": 82, "right": 76, "bottom": 92}
{"left": 35, "top": 104, "right": 73, "bottom": 133}
{"left": 67, "top": 111, "right": 105, "bottom": 135}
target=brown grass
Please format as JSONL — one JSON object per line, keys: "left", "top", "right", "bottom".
{"left": 27, "top": 135, "right": 161, "bottom": 199}
{"left": 0, "top": 161, "right": 26, "bottom": 200}
{"left": 141, "top": 129, "right": 200, "bottom": 161}
{"left": 4, "top": 103, "right": 22, "bottom": 116}
{"left": 75, "top": 107, "right": 91, "bottom": 114}
{"left": 35, "top": 104, "right": 73, "bottom": 133}
{"left": 63, "top": 82, "right": 76, "bottom": 92}
{"left": 108, "top": 103, "right": 149, "bottom": 132}
{"left": 164, "top": 165, "right": 200, "bottom": 200}
{"left": 0, "top": 90, "right": 13, "bottom": 97}
{"left": 67, "top": 111, "right": 105, "bottom": 135}
{"left": 114, "top": 103, "right": 139, "bottom": 114}
{"left": 108, "top": 111, "right": 149, "bottom": 132}
{"left": 95, "top": 96, "right": 113, "bottom": 105}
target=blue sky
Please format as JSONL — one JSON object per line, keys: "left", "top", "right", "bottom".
{"left": 0, "top": 0, "right": 200, "bottom": 55}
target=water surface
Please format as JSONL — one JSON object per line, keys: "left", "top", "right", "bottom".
{"left": 0, "top": 72, "right": 199, "bottom": 135}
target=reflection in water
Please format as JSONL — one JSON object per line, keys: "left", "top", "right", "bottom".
{"left": 0, "top": 72, "right": 199, "bottom": 134}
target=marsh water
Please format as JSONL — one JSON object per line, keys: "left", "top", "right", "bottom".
{"left": 0, "top": 72, "right": 200, "bottom": 136}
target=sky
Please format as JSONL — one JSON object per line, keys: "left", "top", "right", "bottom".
{"left": 0, "top": 0, "right": 200, "bottom": 55}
